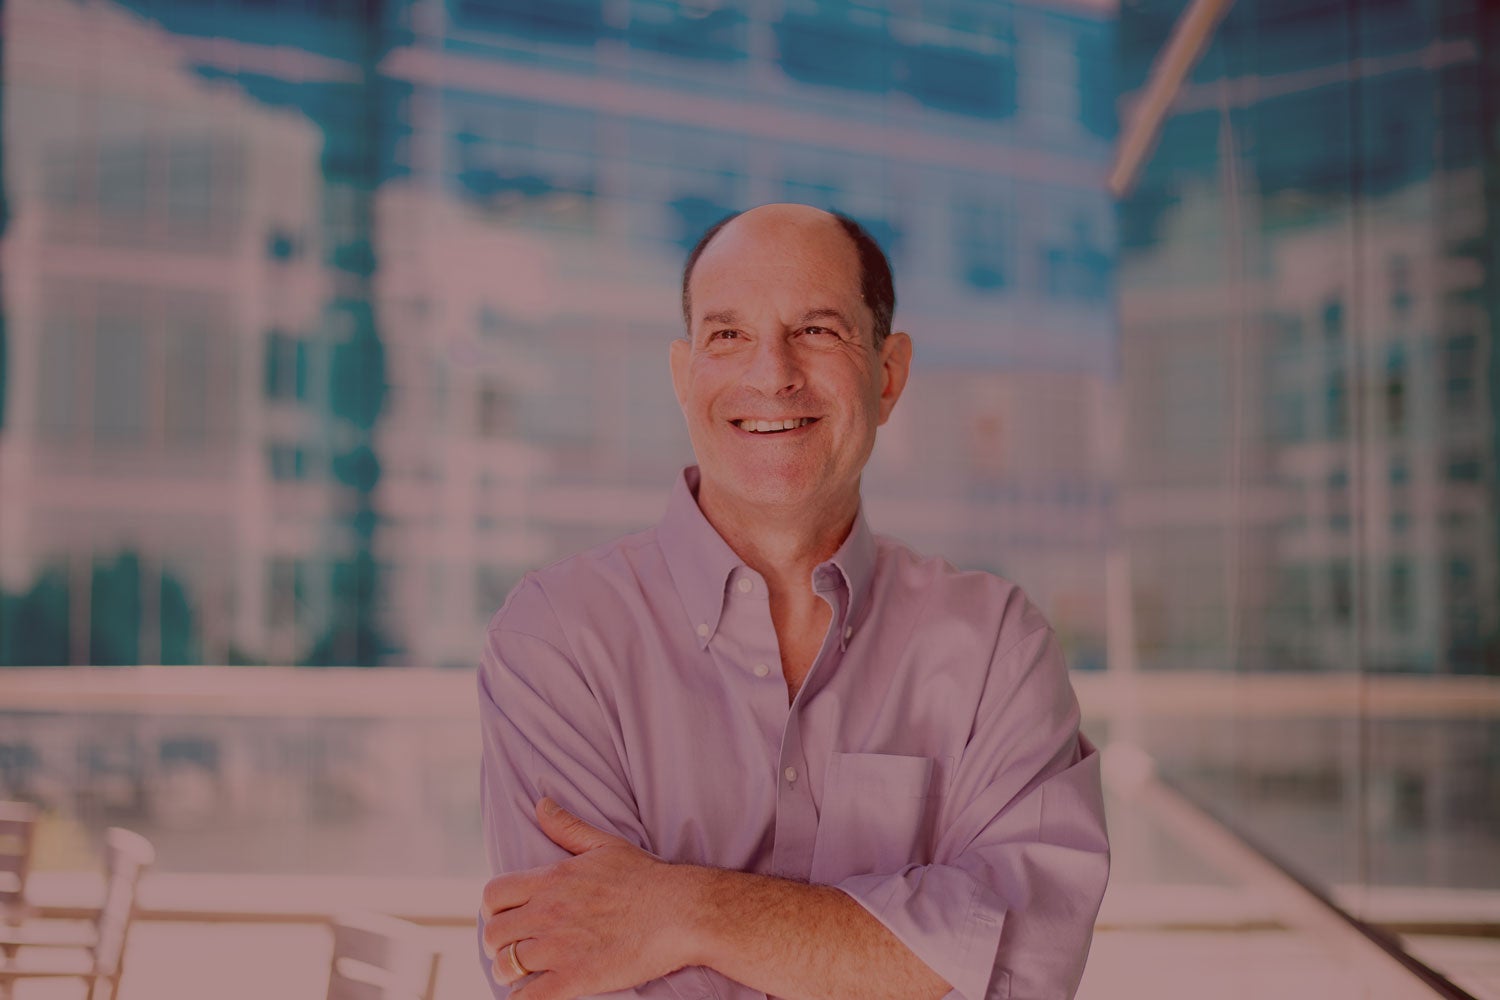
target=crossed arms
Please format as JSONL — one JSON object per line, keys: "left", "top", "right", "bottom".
{"left": 477, "top": 616, "right": 1109, "bottom": 1000}
{"left": 480, "top": 796, "right": 950, "bottom": 1000}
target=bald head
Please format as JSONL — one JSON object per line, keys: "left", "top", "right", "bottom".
{"left": 681, "top": 204, "right": 896, "bottom": 350}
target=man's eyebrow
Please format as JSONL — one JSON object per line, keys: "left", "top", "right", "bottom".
{"left": 696, "top": 307, "right": 855, "bottom": 329}
{"left": 800, "top": 308, "right": 855, "bottom": 329}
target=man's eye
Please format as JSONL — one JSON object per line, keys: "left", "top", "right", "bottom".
{"left": 801, "top": 326, "right": 838, "bottom": 337}
{"left": 708, "top": 329, "right": 741, "bottom": 341}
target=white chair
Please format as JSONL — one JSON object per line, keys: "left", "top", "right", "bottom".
{"left": 0, "top": 826, "right": 154, "bottom": 1000}
{"left": 326, "top": 911, "right": 442, "bottom": 1000}
{"left": 0, "top": 802, "right": 38, "bottom": 924}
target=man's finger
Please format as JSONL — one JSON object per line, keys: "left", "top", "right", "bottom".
{"left": 481, "top": 866, "right": 548, "bottom": 919}
{"left": 481, "top": 906, "right": 531, "bottom": 964}
{"left": 489, "top": 935, "right": 542, "bottom": 986}
{"left": 536, "top": 797, "right": 624, "bottom": 855}
{"left": 511, "top": 969, "right": 566, "bottom": 1000}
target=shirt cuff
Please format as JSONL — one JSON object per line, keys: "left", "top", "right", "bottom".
{"left": 834, "top": 864, "right": 1006, "bottom": 1000}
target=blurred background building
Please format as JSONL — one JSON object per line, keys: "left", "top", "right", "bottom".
{"left": 1115, "top": 0, "right": 1500, "bottom": 917}
{"left": 0, "top": 0, "right": 1497, "bottom": 997}
{"left": 0, "top": 0, "right": 1117, "bottom": 673}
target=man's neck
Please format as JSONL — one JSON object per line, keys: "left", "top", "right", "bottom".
{"left": 694, "top": 480, "right": 859, "bottom": 603}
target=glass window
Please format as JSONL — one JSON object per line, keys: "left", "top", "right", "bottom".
{"left": 164, "top": 322, "right": 209, "bottom": 449}
{"left": 93, "top": 300, "right": 148, "bottom": 447}
{"left": 446, "top": 93, "right": 598, "bottom": 229}
{"left": 1389, "top": 559, "right": 1413, "bottom": 630}
{"left": 450, "top": 0, "right": 606, "bottom": 45}
{"left": 627, "top": 0, "right": 749, "bottom": 62}
{"left": 265, "top": 331, "right": 309, "bottom": 402}
{"left": 952, "top": 192, "right": 1010, "bottom": 291}
{"left": 775, "top": 1, "right": 895, "bottom": 94}
{"left": 1384, "top": 345, "right": 1406, "bottom": 435}
{"left": 1325, "top": 371, "right": 1347, "bottom": 439}
{"left": 38, "top": 311, "right": 82, "bottom": 446}
{"left": 269, "top": 444, "right": 307, "bottom": 481}
{"left": 476, "top": 379, "right": 511, "bottom": 438}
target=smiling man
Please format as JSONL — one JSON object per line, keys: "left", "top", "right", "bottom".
{"left": 476, "top": 204, "right": 1109, "bottom": 1000}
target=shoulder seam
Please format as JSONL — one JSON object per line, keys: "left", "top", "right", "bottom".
{"left": 488, "top": 577, "right": 583, "bottom": 667}
{"left": 992, "top": 622, "right": 1053, "bottom": 666}
{"left": 486, "top": 623, "right": 576, "bottom": 666}
{"left": 533, "top": 581, "right": 583, "bottom": 664}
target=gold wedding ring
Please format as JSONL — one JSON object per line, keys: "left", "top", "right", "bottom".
{"left": 506, "top": 940, "right": 530, "bottom": 978}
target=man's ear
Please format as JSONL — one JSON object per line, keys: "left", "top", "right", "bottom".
{"left": 668, "top": 336, "right": 691, "bottom": 410}
{"left": 876, "top": 331, "right": 912, "bottom": 426}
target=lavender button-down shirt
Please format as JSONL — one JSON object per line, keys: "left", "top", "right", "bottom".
{"left": 478, "top": 466, "right": 1109, "bottom": 1000}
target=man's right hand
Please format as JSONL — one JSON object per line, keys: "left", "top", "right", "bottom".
{"left": 481, "top": 798, "right": 698, "bottom": 998}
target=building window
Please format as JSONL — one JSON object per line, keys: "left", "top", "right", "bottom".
{"left": 448, "top": 96, "right": 598, "bottom": 228}
{"left": 451, "top": 0, "right": 605, "bottom": 45}
{"left": 1325, "top": 371, "right": 1347, "bottom": 439}
{"left": 1389, "top": 559, "right": 1413, "bottom": 630}
{"left": 1389, "top": 255, "right": 1413, "bottom": 317}
{"left": 774, "top": 4, "right": 894, "bottom": 95}
{"left": 164, "top": 323, "right": 210, "bottom": 448}
{"left": 1328, "top": 467, "right": 1350, "bottom": 533}
{"left": 1447, "top": 557, "right": 1475, "bottom": 602}
{"left": 268, "top": 557, "right": 306, "bottom": 629}
{"left": 38, "top": 314, "right": 82, "bottom": 445}
{"left": 1041, "top": 217, "right": 1110, "bottom": 303}
{"left": 1446, "top": 454, "right": 1482, "bottom": 483}
{"left": 1443, "top": 334, "right": 1476, "bottom": 417}
{"left": 1330, "top": 560, "right": 1353, "bottom": 623}
{"left": 953, "top": 195, "right": 1009, "bottom": 291}
{"left": 902, "top": 27, "right": 1016, "bottom": 119}
{"left": 477, "top": 380, "right": 511, "bottom": 437}
{"left": 1383, "top": 345, "right": 1406, "bottom": 435}
{"left": 628, "top": 0, "right": 748, "bottom": 62}
{"left": 265, "top": 330, "right": 309, "bottom": 402}
{"left": 1321, "top": 296, "right": 1344, "bottom": 344}
{"left": 268, "top": 443, "right": 307, "bottom": 481}
{"left": 93, "top": 309, "right": 147, "bottom": 446}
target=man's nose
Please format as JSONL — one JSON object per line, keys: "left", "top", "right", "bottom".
{"left": 744, "top": 334, "right": 803, "bottom": 395}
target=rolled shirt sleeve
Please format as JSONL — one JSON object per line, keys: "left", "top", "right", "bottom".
{"left": 831, "top": 625, "right": 1110, "bottom": 1000}
{"left": 476, "top": 579, "right": 730, "bottom": 1000}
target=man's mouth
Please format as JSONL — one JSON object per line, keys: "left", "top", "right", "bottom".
{"left": 733, "top": 417, "right": 819, "bottom": 434}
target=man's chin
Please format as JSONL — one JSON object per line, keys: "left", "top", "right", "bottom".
{"left": 700, "top": 465, "right": 827, "bottom": 511}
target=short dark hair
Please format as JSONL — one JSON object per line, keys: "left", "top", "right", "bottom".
{"left": 680, "top": 209, "right": 896, "bottom": 350}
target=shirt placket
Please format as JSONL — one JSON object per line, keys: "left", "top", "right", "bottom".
{"left": 770, "top": 569, "right": 849, "bottom": 882}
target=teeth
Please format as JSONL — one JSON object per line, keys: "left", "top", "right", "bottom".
{"left": 737, "top": 418, "right": 813, "bottom": 433}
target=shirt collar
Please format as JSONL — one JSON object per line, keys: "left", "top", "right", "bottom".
{"left": 820, "top": 500, "right": 876, "bottom": 651}
{"left": 657, "top": 465, "right": 877, "bottom": 652}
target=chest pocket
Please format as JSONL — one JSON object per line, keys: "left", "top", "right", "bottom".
{"left": 810, "top": 752, "right": 938, "bottom": 885}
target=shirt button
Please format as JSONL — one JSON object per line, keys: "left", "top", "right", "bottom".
{"left": 844, "top": 626, "right": 853, "bottom": 639}
{"left": 753, "top": 663, "right": 770, "bottom": 678}
{"left": 784, "top": 766, "right": 798, "bottom": 783}
{"left": 696, "top": 623, "right": 709, "bottom": 638}
{"left": 737, "top": 578, "right": 752, "bottom": 594}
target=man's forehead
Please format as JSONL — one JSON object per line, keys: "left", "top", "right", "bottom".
{"left": 697, "top": 306, "right": 859, "bottom": 328}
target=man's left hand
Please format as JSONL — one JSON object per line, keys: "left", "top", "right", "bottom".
{"left": 481, "top": 798, "right": 697, "bottom": 999}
